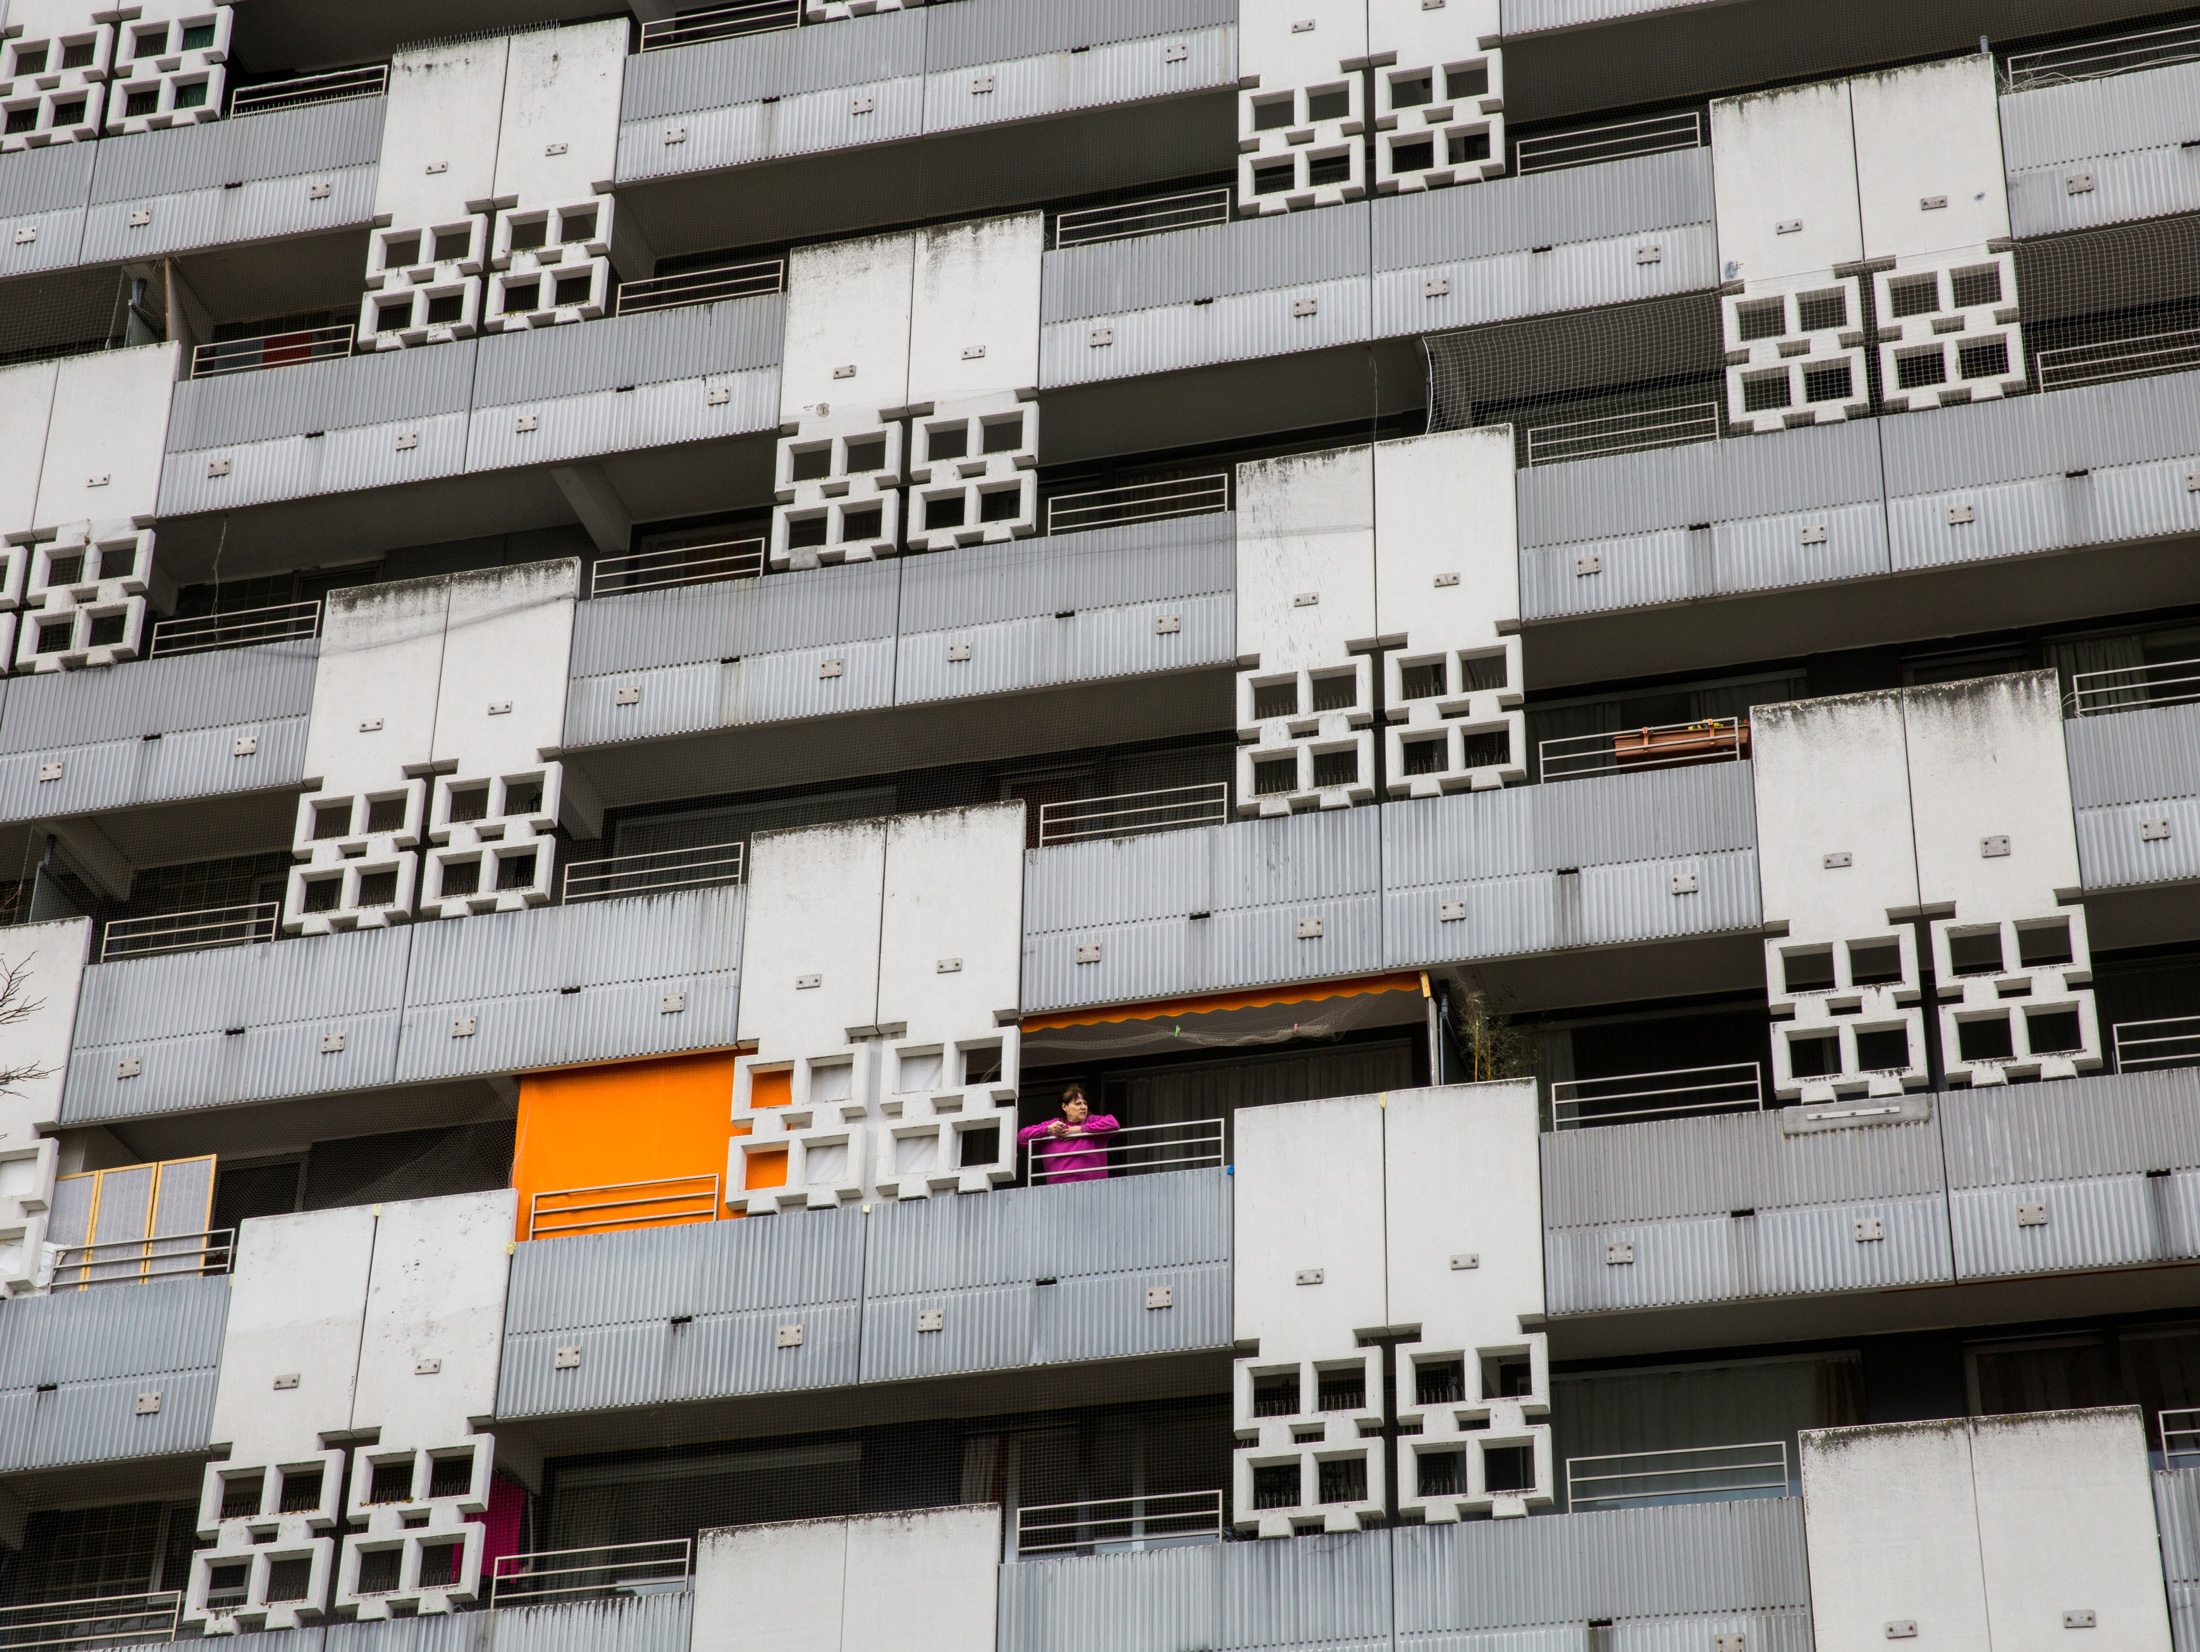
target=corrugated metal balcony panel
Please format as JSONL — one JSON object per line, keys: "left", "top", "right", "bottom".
{"left": 1999, "top": 62, "right": 2200, "bottom": 210}
{"left": 0, "top": 200, "right": 87, "bottom": 274}
{"left": 402, "top": 886, "right": 742, "bottom": 1007}
{"left": 617, "top": 73, "right": 925, "bottom": 183}
{"left": 467, "top": 364, "right": 780, "bottom": 473}
{"left": 658, "top": 1297, "right": 862, "bottom": 1402}
{"left": 1041, "top": 204, "right": 1372, "bottom": 324}
{"left": 1031, "top": 1260, "right": 1231, "bottom": 1364}
{"left": 0, "top": 137, "right": 96, "bottom": 218}
{"left": 0, "top": 1389, "right": 29, "bottom": 1474}
{"left": 1382, "top": 763, "right": 1758, "bottom": 890}
{"left": 78, "top": 162, "right": 377, "bottom": 265}
{"left": 2008, "top": 133, "right": 2200, "bottom": 238}
{"left": 866, "top": 1181, "right": 1041, "bottom": 1294}
{"left": 1880, "top": 372, "right": 2200, "bottom": 496}
{"left": 61, "top": 1010, "right": 405, "bottom": 1124}
{"left": 2066, "top": 700, "right": 2200, "bottom": 809}
{"left": 896, "top": 514, "right": 1234, "bottom": 633}
{"left": 1197, "top": 892, "right": 1386, "bottom": 991}
{"left": 1213, "top": 804, "right": 1382, "bottom": 908}
{"left": 1948, "top": 1169, "right": 2200, "bottom": 1279}
{"left": 1497, "top": 0, "right": 1724, "bottom": 33}
{"left": 164, "top": 339, "right": 478, "bottom": 451}
{"left": 86, "top": 95, "right": 384, "bottom": 202}
{"left": 924, "top": 0, "right": 1235, "bottom": 70}
{"left": 499, "top": 1322, "right": 678, "bottom": 1422}
{"left": 859, "top": 1280, "right": 1037, "bottom": 1383}
{"left": 1392, "top": 1499, "right": 1811, "bottom": 1630}
{"left": 0, "top": 716, "right": 299, "bottom": 825}
{"left": 1519, "top": 502, "right": 1890, "bottom": 620}
{"left": 563, "top": 644, "right": 905, "bottom": 749}
{"left": 1040, "top": 275, "right": 1374, "bottom": 389}
{"left": 327, "top": 1616, "right": 488, "bottom": 1652}
{"left": 2077, "top": 794, "right": 2200, "bottom": 889}
{"left": 923, "top": 25, "right": 1233, "bottom": 136}
{"left": 1940, "top": 1071, "right": 2200, "bottom": 1184}
{"left": 1221, "top": 1528, "right": 1392, "bottom": 1648}
{"left": 70, "top": 924, "right": 410, "bottom": 1046}
{"left": 22, "top": 1366, "right": 217, "bottom": 1468}
{"left": 1022, "top": 819, "right": 1215, "bottom": 934}
{"left": 0, "top": 640, "right": 316, "bottom": 753}
{"left": 997, "top": 1540, "right": 1224, "bottom": 1652}
{"left": 1021, "top": 909, "right": 1197, "bottom": 1012}
{"left": 159, "top": 411, "right": 472, "bottom": 516}
{"left": 0, "top": 1276, "right": 228, "bottom": 1389}
{"left": 1394, "top": 1628, "right": 1584, "bottom": 1652}
{"left": 1374, "top": 224, "right": 1717, "bottom": 340}
{"left": 1577, "top": 849, "right": 1759, "bottom": 949}
{"left": 495, "top": 1594, "right": 693, "bottom": 1652}
{"left": 569, "top": 559, "right": 900, "bottom": 676}
{"left": 1541, "top": 1110, "right": 1945, "bottom": 1227}
{"left": 1886, "top": 451, "right": 2200, "bottom": 574}
{"left": 895, "top": 592, "right": 1233, "bottom": 704}
{"left": 470, "top": 295, "right": 785, "bottom": 408}
{"left": 394, "top": 968, "right": 740, "bottom": 1085}
{"left": 1385, "top": 869, "right": 1565, "bottom": 968}
{"left": 1028, "top": 1168, "right": 1233, "bottom": 1277}
{"left": 1373, "top": 150, "right": 1712, "bottom": 272}
{"left": 2158, "top": 1468, "right": 2200, "bottom": 1583}
{"left": 620, "top": 7, "right": 928, "bottom": 123}
{"left": 1611, "top": 1611, "right": 1813, "bottom": 1652}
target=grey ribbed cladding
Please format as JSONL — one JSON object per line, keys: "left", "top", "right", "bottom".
{"left": 85, "top": 95, "right": 384, "bottom": 201}
{"left": 0, "top": 640, "right": 316, "bottom": 754}
{"left": 923, "top": 0, "right": 1236, "bottom": 71}
{"left": 164, "top": 339, "right": 478, "bottom": 450}
{"left": 1880, "top": 371, "right": 2200, "bottom": 495}
{"left": 894, "top": 514, "right": 1233, "bottom": 633}
{"left": 2000, "top": 63, "right": 2200, "bottom": 236}
{"left": 1372, "top": 148, "right": 1712, "bottom": 272}
{"left": 617, "top": 7, "right": 927, "bottom": 122}
{"left": 1041, "top": 204, "right": 1372, "bottom": 323}
{"left": 0, "top": 137, "right": 97, "bottom": 218}
{"left": 470, "top": 294, "right": 784, "bottom": 407}
{"left": 569, "top": 560, "right": 900, "bottom": 677}
{"left": 2065, "top": 701, "right": 2200, "bottom": 810}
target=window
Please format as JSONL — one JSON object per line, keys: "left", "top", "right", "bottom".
{"left": 2017, "top": 920, "right": 2074, "bottom": 968}
{"left": 1783, "top": 946, "right": 1835, "bottom": 994}
{"left": 1803, "top": 361, "right": 1853, "bottom": 404}
{"left": 1400, "top": 661, "right": 1445, "bottom": 700}
{"left": 1252, "top": 159, "right": 1295, "bottom": 196}
{"left": 1948, "top": 929, "right": 2004, "bottom": 976}
{"left": 1317, "top": 1457, "right": 1367, "bottom": 1503}
{"left": 1403, "top": 737, "right": 1447, "bottom": 776}
{"left": 1310, "top": 673, "right": 1357, "bottom": 713}
{"left": 1311, "top": 749, "right": 1358, "bottom": 788}
{"left": 1895, "top": 348, "right": 1948, "bottom": 390}
{"left": 1950, "top": 265, "right": 2002, "bottom": 309}
{"left": 1460, "top": 730, "right": 1510, "bottom": 769}
{"left": 1736, "top": 299, "right": 1786, "bottom": 342}
{"left": 1956, "top": 1014, "right": 2015, "bottom": 1063}
{"left": 1306, "top": 85, "right": 1350, "bottom": 122}
{"left": 425, "top": 294, "right": 464, "bottom": 326}
{"left": 2025, "top": 1008, "right": 2082, "bottom": 1054}
{"left": 1254, "top": 1373, "right": 1300, "bottom": 1416}
{"left": 1742, "top": 370, "right": 1791, "bottom": 412}
{"left": 1416, "top": 1359, "right": 1466, "bottom": 1406}
{"left": 1958, "top": 337, "right": 2010, "bottom": 380}
{"left": 433, "top": 228, "right": 471, "bottom": 262}
{"left": 1447, "top": 132, "right": 1491, "bottom": 165}
{"left": 1796, "top": 289, "right": 1847, "bottom": 333}
{"left": 1390, "top": 73, "right": 1433, "bottom": 108}
{"left": 1888, "top": 275, "right": 1940, "bottom": 318}
{"left": 1253, "top": 757, "right": 1297, "bottom": 796}
{"left": 1390, "top": 137, "right": 1435, "bottom": 173}
{"left": 1445, "top": 63, "right": 1489, "bottom": 100}
{"left": 1252, "top": 94, "right": 1294, "bottom": 132}
{"left": 509, "top": 218, "right": 548, "bottom": 252}
{"left": 1307, "top": 150, "right": 1352, "bottom": 187}
{"left": 1848, "top": 939, "right": 1903, "bottom": 985}
{"left": 1253, "top": 682, "right": 1298, "bottom": 720}
{"left": 1417, "top": 1451, "right": 1464, "bottom": 1497}
{"left": 1316, "top": 1369, "right": 1365, "bottom": 1411}
{"left": 1252, "top": 1464, "right": 1299, "bottom": 1508}
{"left": 1854, "top": 1027, "right": 1909, "bottom": 1070}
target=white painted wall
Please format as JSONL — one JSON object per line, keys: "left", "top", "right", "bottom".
{"left": 348, "top": 1192, "right": 517, "bottom": 1446}
{"left": 738, "top": 818, "right": 888, "bottom": 1059}
{"left": 0, "top": 915, "right": 87, "bottom": 1139}
{"left": 1801, "top": 1419, "right": 1991, "bottom": 1650}
{"left": 781, "top": 233, "right": 916, "bottom": 424}
{"left": 907, "top": 214, "right": 1042, "bottom": 407}
{"left": 303, "top": 577, "right": 451, "bottom": 793}
{"left": 692, "top": 1513, "right": 844, "bottom": 1652}
{"left": 1371, "top": 427, "right": 1515, "bottom": 651}
{"left": 492, "top": 22, "right": 625, "bottom": 206}
{"left": 1239, "top": 0, "right": 1367, "bottom": 94}
{"left": 374, "top": 39, "right": 510, "bottom": 228}
{"left": 1709, "top": 80, "right": 1862, "bottom": 285}
{"left": 0, "top": 359, "right": 57, "bottom": 539}
{"left": 1900, "top": 672, "right": 2080, "bottom": 914}
{"left": 1235, "top": 446, "right": 1375, "bottom": 672}
{"left": 876, "top": 805, "right": 1024, "bottom": 1034}
{"left": 1850, "top": 54, "right": 2009, "bottom": 262}
{"left": 1234, "top": 1093, "right": 1386, "bottom": 1353}
{"left": 34, "top": 343, "right": 180, "bottom": 531}
{"left": 1752, "top": 691, "right": 1920, "bottom": 940}
{"left": 429, "top": 560, "right": 578, "bottom": 775}
{"left": 1385, "top": 1081, "right": 1541, "bottom": 1342}
{"left": 1368, "top": 0, "right": 1500, "bottom": 68}
{"left": 211, "top": 1206, "right": 378, "bottom": 1462}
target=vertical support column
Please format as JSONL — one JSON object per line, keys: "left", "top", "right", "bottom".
{"left": 0, "top": 916, "right": 88, "bottom": 1293}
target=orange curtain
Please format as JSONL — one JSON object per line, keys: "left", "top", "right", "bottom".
{"left": 511, "top": 1051, "right": 740, "bottom": 1241}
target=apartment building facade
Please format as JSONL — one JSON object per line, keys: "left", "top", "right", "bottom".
{"left": 1, "top": 0, "right": 2199, "bottom": 1643}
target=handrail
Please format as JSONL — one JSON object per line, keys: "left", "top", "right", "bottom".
{"left": 1525, "top": 401, "right": 1720, "bottom": 466}
{"left": 528, "top": 1175, "right": 722, "bottom": 1240}
{"left": 1015, "top": 1490, "right": 1224, "bottom": 1555}
{"left": 1515, "top": 109, "right": 1702, "bottom": 176}
{"left": 1037, "top": 783, "right": 1229, "bottom": 847}
{"left": 2005, "top": 19, "right": 2200, "bottom": 87}
{"left": 2036, "top": 326, "right": 2200, "bottom": 393}
{"left": 2111, "top": 1014, "right": 2200, "bottom": 1073}
{"left": 1053, "top": 188, "right": 1233, "bottom": 249}
{"left": 150, "top": 600, "right": 321, "bottom": 658}
{"left": 2067, "top": 656, "right": 2200, "bottom": 716}
{"left": 230, "top": 64, "right": 389, "bottom": 116}
{"left": 1550, "top": 1061, "right": 1763, "bottom": 1128}
{"left": 0, "top": 1589, "right": 182, "bottom": 1649}
{"left": 100, "top": 902, "right": 279, "bottom": 961}
{"left": 1024, "top": 1118, "right": 1224, "bottom": 1185}
{"left": 1044, "top": 474, "right": 1230, "bottom": 536}
{"left": 639, "top": 0, "right": 797, "bottom": 49}
{"left": 2163, "top": 1405, "right": 2200, "bottom": 1464}
{"left": 190, "top": 325, "right": 353, "bottom": 379}
{"left": 1538, "top": 716, "right": 1749, "bottom": 782}
{"left": 589, "top": 538, "right": 765, "bottom": 598}
{"left": 489, "top": 1538, "right": 692, "bottom": 1605}
{"left": 562, "top": 841, "right": 745, "bottom": 904}
{"left": 615, "top": 260, "right": 786, "bottom": 317}
{"left": 1564, "top": 1441, "right": 1789, "bottom": 1510}
{"left": 49, "top": 1228, "right": 234, "bottom": 1290}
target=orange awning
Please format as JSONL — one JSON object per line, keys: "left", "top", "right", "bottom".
{"left": 1020, "top": 973, "right": 1427, "bottom": 1063}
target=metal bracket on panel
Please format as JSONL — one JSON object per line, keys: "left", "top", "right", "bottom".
{"left": 321, "top": 1032, "right": 346, "bottom": 1054}
{"left": 660, "top": 993, "right": 686, "bottom": 1014}
{"left": 514, "top": 416, "right": 538, "bottom": 434}
{"left": 206, "top": 458, "right": 231, "bottom": 477}
{"left": 1450, "top": 1253, "right": 1478, "bottom": 1269}
{"left": 136, "top": 1392, "right": 161, "bottom": 1415}
{"left": 1424, "top": 277, "right": 1450, "bottom": 298}
{"left": 1669, "top": 874, "right": 1698, "bottom": 895}
{"left": 819, "top": 658, "right": 843, "bottom": 678}
{"left": 1075, "top": 943, "right": 1101, "bottom": 964}
{"left": 1146, "top": 1287, "right": 1173, "bottom": 1309}
{"left": 1296, "top": 917, "right": 1324, "bottom": 939}
{"left": 916, "top": 1310, "right": 943, "bottom": 1332}
{"left": 1885, "top": 1625, "right": 1916, "bottom": 1641}
{"left": 414, "top": 1359, "right": 440, "bottom": 1375}
{"left": 1293, "top": 591, "right": 1319, "bottom": 607}
{"left": 796, "top": 973, "right": 822, "bottom": 989}
{"left": 116, "top": 1058, "right": 142, "bottom": 1079}
{"left": 2016, "top": 1201, "right": 2048, "bottom": 1227}
{"left": 971, "top": 74, "right": 993, "bottom": 93}
{"left": 1919, "top": 195, "right": 1947, "bottom": 211}
{"left": 451, "top": 1017, "right": 477, "bottom": 1038}
{"left": 128, "top": 208, "right": 151, "bottom": 227}
{"left": 38, "top": 762, "right": 62, "bottom": 782}
{"left": 1799, "top": 524, "right": 1827, "bottom": 545}
{"left": 1296, "top": 1268, "right": 1324, "bottom": 1285}
{"left": 1605, "top": 1242, "right": 1634, "bottom": 1265}
{"left": 2143, "top": 819, "right": 2172, "bottom": 842}
{"left": 1433, "top": 572, "right": 1458, "bottom": 587}
{"left": 1853, "top": 1218, "right": 1884, "bottom": 1242}
{"left": 936, "top": 958, "right": 961, "bottom": 974}
{"left": 777, "top": 1324, "right": 804, "bottom": 1348}
{"left": 1980, "top": 835, "right": 2010, "bottom": 858}
{"left": 14, "top": 227, "right": 35, "bottom": 244}
{"left": 1947, "top": 503, "right": 1975, "bottom": 525}
{"left": 614, "top": 685, "right": 640, "bottom": 706}
{"left": 2064, "top": 1612, "right": 2095, "bottom": 1629}
{"left": 664, "top": 126, "right": 686, "bottom": 144}
{"left": 1714, "top": 1637, "right": 1745, "bottom": 1652}
{"left": 232, "top": 736, "right": 258, "bottom": 757}
{"left": 707, "top": 386, "right": 731, "bottom": 406}
{"left": 1155, "top": 614, "right": 1181, "bottom": 634}
{"left": 946, "top": 642, "right": 971, "bottom": 661}
{"left": 1440, "top": 901, "right": 1466, "bottom": 922}
{"left": 1574, "top": 554, "right": 1601, "bottom": 576}
{"left": 1824, "top": 852, "right": 1852, "bottom": 868}
{"left": 1635, "top": 244, "right": 1661, "bottom": 264}
{"left": 273, "top": 1373, "right": 300, "bottom": 1390}
{"left": 554, "top": 1346, "right": 581, "bottom": 1369}
{"left": 1089, "top": 327, "right": 1113, "bottom": 347}
{"left": 1292, "top": 297, "right": 1317, "bottom": 318}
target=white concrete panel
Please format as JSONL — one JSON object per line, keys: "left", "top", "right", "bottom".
{"left": 738, "top": 816, "right": 887, "bottom": 1058}
{"left": 303, "top": 577, "right": 451, "bottom": 793}
{"left": 1241, "top": 0, "right": 1368, "bottom": 90}
{"left": 493, "top": 21, "right": 625, "bottom": 206}
{"left": 212, "top": 1205, "right": 378, "bottom": 1462}
{"left": 877, "top": 804, "right": 1024, "bottom": 1036}
{"left": 691, "top": 1514, "right": 845, "bottom": 1652}
{"left": 1369, "top": 0, "right": 1501, "bottom": 67}
{"left": 1968, "top": 1409, "right": 2172, "bottom": 1652}
{"left": 1751, "top": 691, "right": 1919, "bottom": 936}
{"left": 1385, "top": 1081, "right": 1542, "bottom": 1340}
{"left": 1372, "top": 427, "right": 1516, "bottom": 651}
{"left": 349, "top": 1192, "right": 517, "bottom": 1447}
{"left": 908, "top": 213, "right": 1042, "bottom": 407}
{"left": 1850, "top": 54, "right": 2009, "bottom": 262}
{"left": 1235, "top": 444, "right": 1375, "bottom": 672}
{"left": 1709, "top": 80, "right": 1862, "bottom": 285}
{"left": 430, "top": 560, "right": 579, "bottom": 775}
{"left": 781, "top": 232, "right": 915, "bottom": 424}
{"left": 1901, "top": 672, "right": 2080, "bottom": 913}
{"left": 1234, "top": 1093, "right": 1387, "bottom": 1352}
{"left": 375, "top": 38, "right": 510, "bottom": 228}
{"left": 842, "top": 1506, "right": 1000, "bottom": 1652}
{"left": 1800, "top": 1419, "right": 1992, "bottom": 1651}
{"left": 0, "top": 915, "right": 87, "bottom": 1140}
{"left": 0, "top": 359, "right": 57, "bottom": 539}
{"left": 33, "top": 343, "right": 179, "bottom": 531}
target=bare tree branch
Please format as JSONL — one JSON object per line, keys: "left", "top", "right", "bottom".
{"left": 0, "top": 954, "right": 53, "bottom": 1097}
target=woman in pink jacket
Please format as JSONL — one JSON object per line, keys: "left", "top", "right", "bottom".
{"left": 1017, "top": 1085, "right": 1120, "bottom": 1184}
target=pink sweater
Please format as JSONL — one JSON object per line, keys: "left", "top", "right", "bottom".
{"left": 1016, "top": 1115, "right": 1120, "bottom": 1183}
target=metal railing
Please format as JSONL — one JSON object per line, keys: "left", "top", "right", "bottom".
{"left": 231, "top": 64, "right": 390, "bottom": 115}
{"left": 615, "top": 259, "right": 785, "bottom": 317}
{"left": 589, "top": 538, "right": 766, "bottom": 598}
{"left": 2006, "top": 20, "right": 2200, "bottom": 87}
{"left": 1550, "top": 1061, "right": 1763, "bottom": 1128}
{"left": 1016, "top": 1490, "right": 1225, "bottom": 1556}
{"left": 190, "top": 325, "right": 354, "bottom": 379}
{"left": 562, "top": 841, "right": 745, "bottom": 904}
{"left": 1045, "top": 474, "right": 1230, "bottom": 536}
{"left": 150, "top": 599, "right": 321, "bottom": 658}
{"left": 2069, "top": 655, "right": 2200, "bottom": 716}
{"left": 1037, "top": 783, "right": 1229, "bottom": 847}
{"left": 1053, "top": 188, "right": 1233, "bottom": 249}
{"left": 2037, "top": 327, "right": 2200, "bottom": 393}
{"left": 489, "top": 1539, "right": 692, "bottom": 1605}
{"left": 2112, "top": 1015, "right": 2200, "bottom": 1073}
{"left": 49, "top": 1228, "right": 234, "bottom": 1291}
{"left": 2163, "top": 1406, "right": 2200, "bottom": 1465}
{"left": 1025, "top": 1118, "right": 1224, "bottom": 1185}
{"left": 528, "top": 1176, "right": 723, "bottom": 1240}
{"left": 1525, "top": 402, "right": 1720, "bottom": 466}
{"left": 0, "top": 1589, "right": 182, "bottom": 1649}
{"left": 99, "top": 901, "right": 278, "bottom": 962}
{"left": 1538, "top": 717, "right": 1749, "bottom": 782}
{"left": 639, "top": 0, "right": 798, "bottom": 49}
{"left": 1565, "top": 1441, "right": 1790, "bottom": 1510}
{"left": 1515, "top": 109, "right": 1703, "bottom": 176}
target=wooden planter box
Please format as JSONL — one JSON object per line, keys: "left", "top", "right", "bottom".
{"left": 1612, "top": 720, "right": 1750, "bottom": 767}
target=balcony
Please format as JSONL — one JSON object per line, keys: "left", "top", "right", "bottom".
{"left": 2000, "top": 44, "right": 2200, "bottom": 237}
{"left": 2065, "top": 694, "right": 2200, "bottom": 891}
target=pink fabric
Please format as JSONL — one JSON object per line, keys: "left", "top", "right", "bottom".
{"left": 1017, "top": 1115, "right": 1120, "bottom": 1182}
{"left": 480, "top": 1474, "right": 526, "bottom": 1582}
